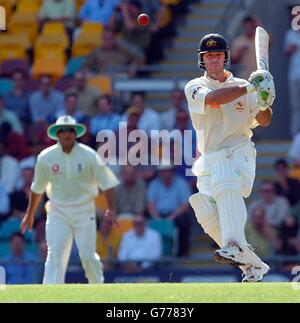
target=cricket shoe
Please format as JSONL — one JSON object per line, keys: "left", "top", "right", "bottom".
{"left": 213, "top": 242, "right": 247, "bottom": 267}
{"left": 241, "top": 263, "right": 270, "bottom": 283}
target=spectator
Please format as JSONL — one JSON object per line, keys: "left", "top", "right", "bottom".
{"left": 274, "top": 159, "right": 300, "bottom": 206}
{"left": 118, "top": 0, "right": 151, "bottom": 54}
{"left": 231, "top": 16, "right": 260, "bottom": 79}
{"left": 118, "top": 214, "right": 162, "bottom": 271}
{"left": 248, "top": 181, "right": 291, "bottom": 229}
{"left": 0, "top": 122, "right": 30, "bottom": 161}
{"left": 115, "top": 165, "right": 146, "bottom": 216}
{"left": 0, "top": 95, "right": 23, "bottom": 134}
{"left": 0, "top": 181, "right": 10, "bottom": 220}
{"left": 29, "top": 75, "right": 64, "bottom": 123}
{"left": 1, "top": 233, "right": 37, "bottom": 284}
{"left": 284, "top": 16, "right": 300, "bottom": 136}
{"left": 78, "top": 0, "right": 120, "bottom": 25}
{"left": 69, "top": 71, "right": 102, "bottom": 117}
{"left": 122, "top": 92, "right": 161, "bottom": 135}
{"left": 161, "top": 89, "right": 187, "bottom": 131}
{"left": 0, "top": 141, "right": 19, "bottom": 193}
{"left": 288, "top": 132, "right": 300, "bottom": 167}
{"left": 96, "top": 214, "right": 122, "bottom": 269}
{"left": 147, "top": 164, "right": 191, "bottom": 256}
{"left": 10, "top": 166, "right": 34, "bottom": 218}
{"left": 39, "top": 0, "right": 76, "bottom": 29}
{"left": 53, "top": 92, "right": 89, "bottom": 124}
{"left": 245, "top": 206, "right": 279, "bottom": 257}
{"left": 277, "top": 215, "right": 299, "bottom": 256}
{"left": 3, "top": 70, "right": 31, "bottom": 126}
{"left": 90, "top": 95, "right": 121, "bottom": 137}
{"left": 172, "top": 109, "right": 197, "bottom": 181}
{"left": 83, "top": 28, "right": 143, "bottom": 76}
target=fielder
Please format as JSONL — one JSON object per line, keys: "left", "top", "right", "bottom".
{"left": 185, "top": 34, "right": 275, "bottom": 282}
{"left": 21, "top": 115, "right": 120, "bottom": 284}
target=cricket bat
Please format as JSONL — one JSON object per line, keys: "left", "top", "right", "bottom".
{"left": 254, "top": 26, "right": 270, "bottom": 100}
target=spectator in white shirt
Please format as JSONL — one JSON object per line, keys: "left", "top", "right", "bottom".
{"left": 122, "top": 92, "right": 161, "bottom": 135}
{"left": 118, "top": 214, "right": 162, "bottom": 271}
{"left": 248, "top": 181, "right": 291, "bottom": 229}
{"left": 0, "top": 140, "right": 19, "bottom": 193}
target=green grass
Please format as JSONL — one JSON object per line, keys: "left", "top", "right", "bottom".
{"left": 0, "top": 283, "right": 300, "bottom": 303}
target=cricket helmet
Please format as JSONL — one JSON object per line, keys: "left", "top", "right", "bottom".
{"left": 197, "top": 33, "right": 230, "bottom": 70}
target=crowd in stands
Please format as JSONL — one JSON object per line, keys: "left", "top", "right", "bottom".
{"left": 246, "top": 159, "right": 300, "bottom": 266}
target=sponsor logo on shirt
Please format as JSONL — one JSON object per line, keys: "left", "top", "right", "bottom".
{"left": 192, "top": 87, "right": 202, "bottom": 99}
{"left": 235, "top": 101, "right": 244, "bottom": 112}
{"left": 52, "top": 164, "right": 60, "bottom": 174}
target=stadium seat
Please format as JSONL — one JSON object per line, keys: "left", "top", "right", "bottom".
{"left": 117, "top": 216, "right": 134, "bottom": 235}
{"left": 148, "top": 219, "right": 177, "bottom": 256}
{"left": 88, "top": 75, "right": 112, "bottom": 94}
{"left": 80, "top": 22, "right": 104, "bottom": 36}
{"left": 41, "top": 21, "right": 69, "bottom": 38}
{"left": 32, "top": 56, "right": 65, "bottom": 80}
{"left": 35, "top": 34, "right": 69, "bottom": 52}
{"left": 0, "top": 46, "right": 27, "bottom": 65}
{"left": 95, "top": 194, "right": 108, "bottom": 211}
{"left": 0, "top": 218, "right": 32, "bottom": 241}
{"left": 0, "top": 59, "right": 30, "bottom": 76}
{"left": 66, "top": 56, "right": 86, "bottom": 76}
{"left": 8, "top": 12, "right": 38, "bottom": 42}
{"left": 34, "top": 47, "right": 67, "bottom": 64}
{"left": 16, "top": 0, "right": 41, "bottom": 14}
{"left": 0, "top": 78, "right": 13, "bottom": 95}
{"left": 72, "top": 34, "right": 101, "bottom": 57}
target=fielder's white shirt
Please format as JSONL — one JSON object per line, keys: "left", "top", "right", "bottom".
{"left": 185, "top": 71, "right": 259, "bottom": 154}
{"left": 31, "top": 142, "right": 120, "bottom": 207}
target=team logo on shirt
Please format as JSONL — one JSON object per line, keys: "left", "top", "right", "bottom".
{"left": 235, "top": 101, "right": 244, "bottom": 112}
{"left": 78, "top": 163, "right": 82, "bottom": 172}
{"left": 52, "top": 164, "right": 60, "bottom": 174}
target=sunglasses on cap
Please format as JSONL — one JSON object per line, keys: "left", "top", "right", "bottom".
{"left": 57, "top": 127, "right": 76, "bottom": 134}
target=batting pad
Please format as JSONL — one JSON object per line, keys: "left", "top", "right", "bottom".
{"left": 210, "top": 159, "right": 248, "bottom": 248}
{"left": 189, "top": 193, "right": 222, "bottom": 246}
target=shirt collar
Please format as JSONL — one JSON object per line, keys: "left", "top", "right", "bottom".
{"left": 204, "top": 70, "right": 233, "bottom": 86}
{"left": 57, "top": 141, "right": 78, "bottom": 155}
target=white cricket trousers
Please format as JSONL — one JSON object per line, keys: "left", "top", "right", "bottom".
{"left": 43, "top": 202, "right": 103, "bottom": 284}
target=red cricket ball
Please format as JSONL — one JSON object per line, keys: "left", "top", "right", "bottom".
{"left": 137, "top": 13, "right": 150, "bottom": 26}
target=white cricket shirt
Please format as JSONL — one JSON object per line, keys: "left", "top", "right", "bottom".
{"left": 31, "top": 142, "right": 120, "bottom": 207}
{"left": 185, "top": 71, "right": 259, "bottom": 153}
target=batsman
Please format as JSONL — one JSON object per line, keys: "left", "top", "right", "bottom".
{"left": 185, "top": 32, "right": 275, "bottom": 282}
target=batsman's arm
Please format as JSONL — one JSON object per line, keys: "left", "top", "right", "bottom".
{"left": 21, "top": 191, "right": 43, "bottom": 234}
{"left": 205, "top": 84, "right": 253, "bottom": 106}
{"left": 255, "top": 107, "right": 273, "bottom": 127}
